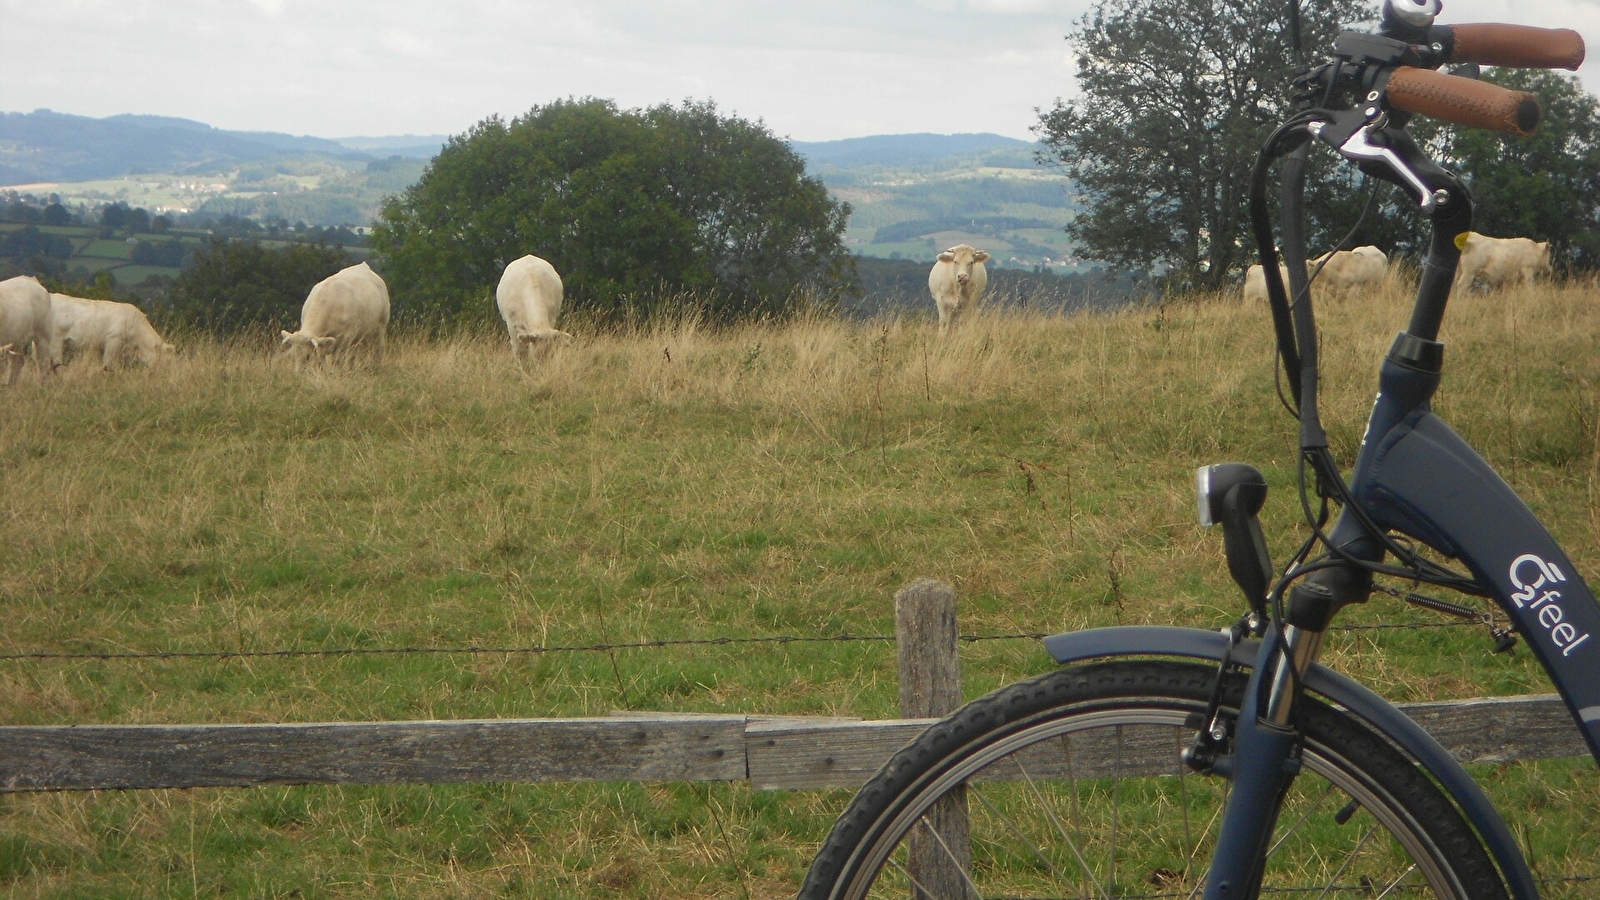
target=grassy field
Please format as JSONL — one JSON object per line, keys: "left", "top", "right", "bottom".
{"left": 2, "top": 278, "right": 1599, "bottom": 896}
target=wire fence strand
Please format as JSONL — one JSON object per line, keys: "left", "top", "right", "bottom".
{"left": 0, "top": 619, "right": 1491, "bottom": 663}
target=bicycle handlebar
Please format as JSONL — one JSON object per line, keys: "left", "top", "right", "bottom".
{"left": 1386, "top": 67, "right": 1542, "bottom": 135}
{"left": 1445, "top": 23, "right": 1585, "bottom": 71}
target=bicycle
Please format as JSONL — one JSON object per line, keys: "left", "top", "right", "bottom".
{"left": 798, "top": 2, "right": 1589, "bottom": 898}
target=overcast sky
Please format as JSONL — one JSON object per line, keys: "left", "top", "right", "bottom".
{"left": 4, "top": 0, "right": 1598, "bottom": 144}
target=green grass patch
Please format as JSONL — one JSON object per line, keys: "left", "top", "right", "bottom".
{"left": 2, "top": 285, "right": 1599, "bottom": 895}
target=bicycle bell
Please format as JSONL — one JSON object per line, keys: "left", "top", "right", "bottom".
{"left": 1383, "top": 0, "right": 1441, "bottom": 29}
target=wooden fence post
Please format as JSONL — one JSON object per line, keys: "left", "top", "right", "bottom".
{"left": 895, "top": 578, "right": 972, "bottom": 900}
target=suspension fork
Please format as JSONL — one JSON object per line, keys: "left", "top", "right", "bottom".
{"left": 1200, "top": 622, "right": 1325, "bottom": 899}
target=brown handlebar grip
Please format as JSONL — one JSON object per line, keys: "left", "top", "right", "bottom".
{"left": 1387, "top": 67, "right": 1541, "bottom": 136}
{"left": 1448, "top": 24, "right": 1585, "bottom": 71}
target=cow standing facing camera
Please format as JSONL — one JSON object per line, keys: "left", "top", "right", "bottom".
{"left": 928, "top": 244, "right": 989, "bottom": 331}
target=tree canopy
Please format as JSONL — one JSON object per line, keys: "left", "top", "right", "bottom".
{"left": 1035, "top": 0, "right": 1370, "bottom": 288}
{"left": 372, "top": 98, "right": 854, "bottom": 324}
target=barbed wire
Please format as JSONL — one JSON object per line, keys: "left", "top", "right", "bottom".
{"left": 0, "top": 619, "right": 1487, "bottom": 663}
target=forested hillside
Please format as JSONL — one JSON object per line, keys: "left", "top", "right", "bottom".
{"left": 794, "top": 133, "right": 1077, "bottom": 269}
{"left": 0, "top": 110, "right": 444, "bottom": 184}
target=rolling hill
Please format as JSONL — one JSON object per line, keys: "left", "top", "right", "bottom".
{"left": 1, "top": 111, "right": 1082, "bottom": 274}
{"left": 792, "top": 132, "right": 1079, "bottom": 270}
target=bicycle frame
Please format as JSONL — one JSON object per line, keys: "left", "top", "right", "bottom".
{"left": 1038, "top": 34, "right": 1598, "bottom": 900}
{"left": 1042, "top": 310, "right": 1600, "bottom": 898}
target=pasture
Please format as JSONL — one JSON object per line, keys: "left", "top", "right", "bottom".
{"left": 3, "top": 278, "right": 1600, "bottom": 897}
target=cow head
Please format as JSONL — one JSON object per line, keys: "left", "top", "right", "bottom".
{"left": 517, "top": 328, "right": 573, "bottom": 361}
{"left": 939, "top": 245, "right": 991, "bottom": 285}
{"left": 280, "top": 330, "right": 337, "bottom": 359}
{"left": 1536, "top": 241, "right": 1553, "bottom": 272}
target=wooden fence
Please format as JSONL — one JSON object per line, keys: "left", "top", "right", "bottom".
{"left": 0, "top": 579, "right": 1587, "bottom": 793}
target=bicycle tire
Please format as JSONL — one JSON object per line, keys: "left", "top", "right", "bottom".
{"left": 799, "top": 659, "right": 1507, "bottom": 900}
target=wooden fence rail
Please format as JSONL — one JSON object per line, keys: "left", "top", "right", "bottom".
{"left": 0, "top": 694, "right": 1584, "bottom": 793}
{"left": 0, "top": 580, "right": 1587, "bottom": 793}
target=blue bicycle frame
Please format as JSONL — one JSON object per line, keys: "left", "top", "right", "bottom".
{"left": 1039, "top": 27, "right": 1598, "bottom": 900}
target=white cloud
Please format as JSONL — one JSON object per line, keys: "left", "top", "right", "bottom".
{"left": 986, "top": 49, "right": 1040, "bottom": 66}
{"left": 6, "top": 0, "right": 1594, "bottom": 142}
{"left": 966, "top": 0, "right": 1065, "bottom": 12}
{"left": 379, "top": 28, "right": 436, "bottom": 58}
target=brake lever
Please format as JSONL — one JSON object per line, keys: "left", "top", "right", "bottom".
{"left": 1308, "top": 115, "right": 1441, "bottom": 212}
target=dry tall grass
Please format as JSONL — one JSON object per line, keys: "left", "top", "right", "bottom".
{"left": 3, "top": 277, "right": 1599, "bottom": 895}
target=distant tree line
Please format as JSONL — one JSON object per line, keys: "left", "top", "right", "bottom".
{"left": 846, "top": 257, "right": 1143, "bottom": 318}
{"left": 186, "top": 214, "right": 367, "bottom": 247}
{"left": 130, "top": 240, "right": 190, "bottom": 267}
{"left": 100, "top": 202, "right": 169, "bottom": 233}
{"left": 872, "top": 216, "right": 1055, "bottom": 245}
{"left": 2, "top": 198, "right": 74, "bottom": 226}
{"left": 166, "top": 240, "right": 355, "bottom": 337}
{"left": 0, "top": 227, "right": 74, "bottom": 261}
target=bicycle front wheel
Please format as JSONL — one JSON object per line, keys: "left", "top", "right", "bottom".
{"left": 800, "top": 660, "right": 1506, "bottom": 900}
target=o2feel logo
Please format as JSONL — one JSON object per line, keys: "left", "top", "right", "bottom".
{"left": 1509, "top": 553, "right": 1592, "bottom": 657}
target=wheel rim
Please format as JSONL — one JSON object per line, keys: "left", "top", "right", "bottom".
{"left": 835, "top": 701, "right": 1475, "bottom": 900}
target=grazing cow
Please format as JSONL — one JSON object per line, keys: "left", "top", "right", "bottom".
{"left": 1455, "top": 233, "right": 1551, "bottom": 291}
{"left": 928, "top": 244, "right": 989, "bottom": 330}
{"left": 1242, "top": 263, "right": 1292, "bottom": 305}
{"left": 495, "top": 254, "right": 570, "bottom": 362}
{"left": 0, "top": 275, "right": 55, "bottom": 385}
{"left": 280, "top": 262, "right": 391, "bottom": 364}
{"left": 1309, "top": 245, "right": 1388, "bottom": 298}
{"left": 49, "top": 294, "right": 175, "bottom": 370}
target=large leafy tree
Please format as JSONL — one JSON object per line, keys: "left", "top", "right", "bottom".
{"left": 1036, "top": 0, "right": 1367, "bottom": 288}
{"left": 373, "top": 98, "right": 854, "bottom": 323}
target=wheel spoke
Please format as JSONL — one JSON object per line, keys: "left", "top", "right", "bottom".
{"left": 1370, "top": 864, "right": 1420, "bottom": 900}
{"left": 800, "top": 662, "right": 1494, "bottom": 900}
{"left": 994, "top": 755, "right": 1112, "bottom": 900}
{"left": 1175, "top": 727, "right": 1193, "bottom": 883}
{"left": 1182, "top": 781, "right": 1229, "bottom": 900}
{"left": 1311, "top": 823, "right": 1379, "bottom": 900}
{"left": 918, "top": 814, "right": 986, "bottom": 900}
{"left": 1110, "top": 724, "right": 1123, "bottom": 893}
{"left": 885, "top": 854, "right": 941, "bottom": 900}
{"left": 1265, "top": 781, "right": 1338, "bottom": 860}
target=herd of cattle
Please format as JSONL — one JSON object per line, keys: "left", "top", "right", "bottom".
{"left": 1242, "top": 232, "right": 1552, "bottom": 305}
{"left": 0, "top": 252, "right": 573, "bottom": 384}
{"left": 0, "top": 233, "right": 1559, "bottom": 385}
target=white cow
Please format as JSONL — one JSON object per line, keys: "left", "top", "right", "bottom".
{"left": 1455, "top": 233, "right": 1551, "bottom": 291}
{"left": 280, "top": 262, "right": 391, "bottom": 364}
{"left": 928, "top": 244, "right": 989, "bottom": 330}
{"left": 0, "top": 275, "right": 55, "bottom": 385}
{"left": 1308, "top": 245, "right": 1389, "bottom": 299}
{"left": 49, "top": 293, "right": 175, "bottom": 370}
{"left": 1242, "top": 264, "right": 1292, "bottom": 304}
{"left": 495, "top": 254, "right": 570, "bottom": 362}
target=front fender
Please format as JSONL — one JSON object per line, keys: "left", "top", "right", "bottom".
{"left": 1041, "top": 626, "right": 1536, "bottom": 900}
